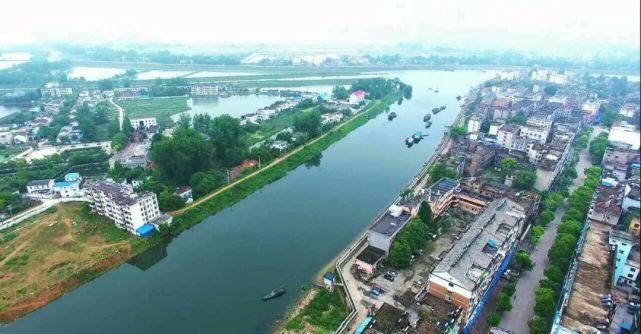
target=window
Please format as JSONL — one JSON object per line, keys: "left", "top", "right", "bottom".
{"left": 445, "top": 295, "right": 452, "bottom": 302}
{"left": 631, "top": 268, "right": 637, "bottom": 272}
{"left": 628, "top": 274, "right": 634, "bottom": 278}
{"left": 448, "top": 282, "right": 454, "bottom": 287}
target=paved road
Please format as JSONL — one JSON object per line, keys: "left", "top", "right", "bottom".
{"left": 109, "top": 98, "right": 125, "bottom": 131}
{"left": 499, "top": 126, "right": 600, "bottom": 332}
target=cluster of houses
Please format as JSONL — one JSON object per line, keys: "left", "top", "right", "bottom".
{"left": 554, "top": 142, "right": 640, "bottom": 333}
{"left": 344, "top": 70, "right": 640, "bottom": 334}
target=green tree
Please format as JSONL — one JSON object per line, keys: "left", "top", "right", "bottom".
{"left": 512, "top": 170, "right": 536, "bottom": 190}
{"left": 515, "top": 251, "right": 534, "bottom": 271}
{"left": 122, "top": 115, "right": 134, "bottom": 136}
{"left": 510, "top": 111, "right": 527, "bottom": 125}
{"left": 496, "top": 292, "right": 513, "bottom": 312}
{"left": 429, "top": 163, "right": 457, "bottom": 183}
{"left": 388, "top": 241, "right": 412, "bottom": 269}
{"left": 294, "top": 110, "right": 322, "bottom": 137}
{"left": 111, "top": 132, "right": 129, "bottom": 151}
{"left": 332, "top": 86, "right": 350, "bottom": 100}
{"left": 531, "top": 225, "right": 545, "bottom": 245}
{"left": 544, "top": 192, "right": 565, "bottom": 211}
{"left": 557, "top": 220, "right": 582, "bottom": 237}
{"left": 450, "top": 125, "right": 467, "bottom": 139}
{"left": 418, "top": 201, "right": 433, "bottom": 226}
{"left": 487, "top": 313, "right": 501, "bottom": 327}
{"left": 588, "top": 132, "right": 609, "bottom": 165}
{"left": 98, "top": 79, "right": 115, "bottom": 91}
{"left": 500, "top": 157, "right": 518, "bottom": 175}
{"left": 538, "top": 210, "right": 555, "bottom": 226}
{"left": 189, "top": 170, "right": 225, "bottom": 198}
{"left": 209, "top": 115, "right": 245, "bottom": 166}
{"left": 534, "top": 288, "right": 556, "bottom": 317}
{"left": 158, "top": 190, "right": 185, "bottom": 211}
{"left": 528, "top": 316, "right": 549, "bottom": 334}
{"left": 543, "top": 265, "right": 565, "bottom": 285}
{"left": 151, "top": 127, "right": 213, "bottom": 184}
{"left": 192, "top": 113, "right": 211, "bottom": 134}
{"left": 548, "top": 233, "right": 577, "bottom": 272}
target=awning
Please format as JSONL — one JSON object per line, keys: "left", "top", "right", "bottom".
{"left": 136, "top": 224, "right": 155, "bottom": 237}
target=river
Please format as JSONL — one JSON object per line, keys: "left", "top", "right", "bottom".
{"left": 1, "top": 70, "right": 496, "bottom": 334}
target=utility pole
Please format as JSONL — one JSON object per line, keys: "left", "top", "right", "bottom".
{"left": 258, "top": 155, "right": 261, "bottom": 169}
{"left": 227, "top": 169, "right": 230, "bottom": 184}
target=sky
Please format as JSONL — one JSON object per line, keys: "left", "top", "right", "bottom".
{"left": 1, "top": 0, "right": 639, "bottom": 51}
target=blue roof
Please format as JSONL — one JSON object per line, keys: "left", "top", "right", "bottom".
{"left": 64, "top": 173, "right": 80, "bottom": 182}
{"left": 323, "top": 272, "right": 335, "bottom": 281}
{"left": 354, "top": 316, "right": 373, "bottom": 334}
{"left": 136, "top": 224, "right": 155, "bottom": 237}
{"left": 53, "top": 181, "right": 76, "bottom": 188}
{"left": 487, "top": 239, "right": 496, "bottom": 247}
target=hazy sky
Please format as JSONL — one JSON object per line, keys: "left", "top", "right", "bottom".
{"left": 1, "top": 0, "right": 639, "bottom": 50}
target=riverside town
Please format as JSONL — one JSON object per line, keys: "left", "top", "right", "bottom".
{"left": 0, "top": 2, "right": 640, "bottom": 334}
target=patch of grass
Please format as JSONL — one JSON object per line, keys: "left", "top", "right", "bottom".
{"left": 285, "top": 289, "right": 348, "bottom": 332}
{"left": 117, "top": 96, "right": 189, "bottom": 127}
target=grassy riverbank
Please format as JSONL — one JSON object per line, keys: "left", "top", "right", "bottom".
{"left": 0, "top": 92, "right": 398, "bottom": 324}
{"left": 0, "top": 203, "right": 151, "bottom": 323}
{"left": 171, "top": 93, "right": 398, "bottom": 230}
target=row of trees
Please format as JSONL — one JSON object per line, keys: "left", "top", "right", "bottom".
{"left": 528, "top": 166, "right": 601, "bottom": 334}
{"left": 589, "top": 132, "right": 609, "bottom": 165}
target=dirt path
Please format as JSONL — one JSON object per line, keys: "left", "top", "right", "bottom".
{"left": 171, "top": 100, "right": 382, "bottom": 216}
{"left": 0, "top": 219, "right": 48, "bottom": 268}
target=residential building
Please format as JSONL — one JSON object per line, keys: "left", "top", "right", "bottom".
{"left": 618, "top": 103, "right": 638, "bottom": 119}
{"left": 44, "top": 100, "right": 64, "bottom": 114}
{"left": 526, "top": 114, "right": 553, "bottom": 128}
{"left": 519, "top": 125, "right": 549, "bottom": 144}
{"left": 581, "top": 99, "right": 601, "bottom": 114}
{"left": 52, "top": 173, "right": 83, "bottom": 198}
{"left": 608, "top": 124, "right": 641, "bottom": 150}
{"left": 40, "top": 82, "right": 72, "bottom": 98}
{"left": 109, "top": 141, "right": 152, "bottom": 169}
{"left": 602, "top": 147, "right": 639, "bottom": 181}
{"left": 467, "top": 115, "right": 482, "bottom": 134}
{"left": 367, "top": 203, "right": 414, "bottom": 254}
{"left": 270, "top": 140, "right": 289, "bottom": 151}
{"left": 509, "top": 135, "right": 531, "bottom": 153}
{"left": 354, "top": 245, "right": 386, "bottom": 275}
{"left": 464, "top": 143, "right": 496, "bottom": 176}
{"left": 492, "top": 98, "right": 511, "bottom": 120}
{"left": 349, "top": 90, "right": 365, "bottom": 104}
{"left": 86, "top": 181, "right": 171, "bottom": 236}
{"left": 497, "top": 124, "right": 519, "bottom": 150}
{"left": 130, "top": 117, "right": 157, "bottom": 130}
{"left": 424, "top": 177, "right": 489, "bottom": 216}
{"left": 26, "top": 179, "right": 54, "bottom": 198}
{"left": 175, "top": 186, "right": 193, "bottom": 204}
{"left": 0, "top": 131, "right": 13, "bottom": 145}
{"left": 622, "top": 182, "right": 640, "bottom": 212}
{"left": 191, "top": 84, "right": 219, "bottom": 96}
{"left": 426, "top": 199, "right": 526, "bottom": 329}
{"left": 609, "top": 230, "right": 638, "bottom": 288}
{"left": 588, "top": 182, "right": 624, "bottom": 226}
{"left": 116, "top": 91, "right": 143, "bottom": 100}
{"left": 548, "top": 72, "right": 569, "bottom": 85}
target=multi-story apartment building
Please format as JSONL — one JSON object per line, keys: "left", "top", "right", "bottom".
{"left": 519, "top": 125, "right": 549, "bottom": 144}
{"left": 426, "top": 198, "right": 526, "bottom": 331}
{"left": 130, "top": 117, "right": 158, "bottom": 130}
{"left": 40, "top": 82, "right": 73, "bottom": 98}
{"left": 191, "top": 84, "right": 219, "bottom": 96}
{"left": 86, "top": 182, "right": 171, "bottom": 236}
{"left": 497, "top": 124, "right": 519, "bottom": 150}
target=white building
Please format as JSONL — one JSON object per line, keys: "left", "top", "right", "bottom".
{"left": 526, "top": 115, "right": 553, "bottom": 128}
{"left": 520, "top": 125, "right": 549, "bottom": 144}
{"left": 44, "top": 100, "right": 64, "bottom": 114}
{"left": 130, "top": 117, "right": 157, "bottom": 129}
{"left": 40, "top": 82, "right": 73, "bottom": 98}
{"left": 467, "top": 115, "right": 482, "bottom": 134}
{"left": 0, "top": 131, "right": 13, "bottom": 145}
{"left": 548, "top": 95, "right": 568, "bottom": 105}
{"left": 608, "top": 125, "right": 641, "bottom": 150}
{"left": 619, "top": 103, "right": 638, "bottom": 118}
{"left": 531, "top": 70, "right": 550, "bottom": 81}
{"left": 348, "top": 90, "right": 365, "bottom": 105}
{"left": 581, "top": 100, "right": 601, "bottom": 114}
{"left": 26, "top": 179, "right": 54, "bottom": 197}
{"left": 499, "top": 71, "right": 521, "bottom": 81}
{"left": 497, "top": 125, "right": 519, "bottom": 149}
{"left": 52, "top": 173, "right": 83, "bottom": 198}
{"left": 548, "top": 72, "right": 569, "bottom": 85}
{"left": 86, "top": 182, "right": 171, "bottom": 236}
{"left": 191, "top": 84, "right": 219, "bottom": 96}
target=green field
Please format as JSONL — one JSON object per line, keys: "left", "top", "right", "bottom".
{"left": 117, "top": 97, "right": 189, "bottom": 127}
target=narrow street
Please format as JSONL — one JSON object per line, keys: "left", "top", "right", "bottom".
{"left": 499, "top": 126, "right": 601, "bottom": 332}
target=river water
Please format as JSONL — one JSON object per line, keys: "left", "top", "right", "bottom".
{"left": 1, "top": 70, "right": 496, "bottom": 334}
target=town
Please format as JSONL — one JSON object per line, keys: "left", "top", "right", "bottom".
{"left": 284, "top": 70, "right": 641, "bottom": 334}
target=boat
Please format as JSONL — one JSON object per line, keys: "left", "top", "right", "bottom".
{"left": 388, "top": 112, "right": 397, "bottom": 120}
{"left": 456, "top": 95, "right": 462, "bottom": 101}
{"left": 423, "top": 114, "right": 431, "bottom": 122}
{"left": 425, "top": 121, "right": 432, "bottom": 128}
{"left": 432, "top": 107, "right": 440, "bottom": 114}
{"left": 440, "top": 105, "right": 447, "bottom": 110}
{"left": 434, "top": 89, "right": 439, "bottom": 93}
{"left": 412, "top": 131, "right": 423, "bottom": 143}
{"left": 262, "top": 287, "right": 286, "bottom": 301}
{"left": 405, "top": 137, "right": 414, "bottom": 146}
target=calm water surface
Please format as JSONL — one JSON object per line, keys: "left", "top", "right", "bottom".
{"left": 2, "top": 70, "right": 496, "bottom": 334}
{"left": 172, "top": 95, "right": 282, "bottom": 121}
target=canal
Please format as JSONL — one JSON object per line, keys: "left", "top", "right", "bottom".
{"left": 1, "top": 70, "right": 496, "bottom": 333}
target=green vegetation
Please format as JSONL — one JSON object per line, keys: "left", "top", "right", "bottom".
{"left": 499, "top": 157, "right": 518, "bottom": 176}
{"left": 528, "top": 166, "right": 601, "bottom": 333}
{"left": 588, "top": 132, "right": 609, "bottom": 165}
{"left": 512, "top": 170, "right": 537, "bottom": 191}
{"left": 171, "top": 92, "right": 400, "bottom": 233}
{"left": 514, "top": 251, "right": 534, "bottom": 271}
{"left": 0, "top": 203, "right": 149, "bottom": 323}
{"left": 117, "top": 97, "right": 189, "bottom": 127}
{"left": 487, "top": 281, "right": 517, "bottom": 326}
{"left": 428, "top": 163, "right": 457, "bottom": 184}
{"left": 530, "top": 225, "right": 545, "bottom": 245}
{"left": 284, "top": 288, "right": 348, "bottom": 333}
{"left": 388, "top": 201, "right": 436, "bottom": 269}
{"left": 450, "top": 125, "right": 467, "bottom": 139}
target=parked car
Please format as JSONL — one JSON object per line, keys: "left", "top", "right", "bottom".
{"left": 384, "top": 272, "right": 396, "bottom": 282}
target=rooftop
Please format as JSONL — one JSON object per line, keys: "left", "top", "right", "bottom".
{"left": 425, "top": 177, "right": 458, "bottom": 202}
{"left": 432, "top": 198, "right": 525, "bottom": 291}
{"left": 369, "top": 209, "right": 412, "bottom": 237}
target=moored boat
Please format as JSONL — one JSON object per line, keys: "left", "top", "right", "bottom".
{"left": 262, "top": 287, "right": 286, "bottom": 301}
{"left": 423, "top": 114, "right": 431, "bottom": 122}
{"left": 388, "top": 111, "right": 397, "bottom": 120}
